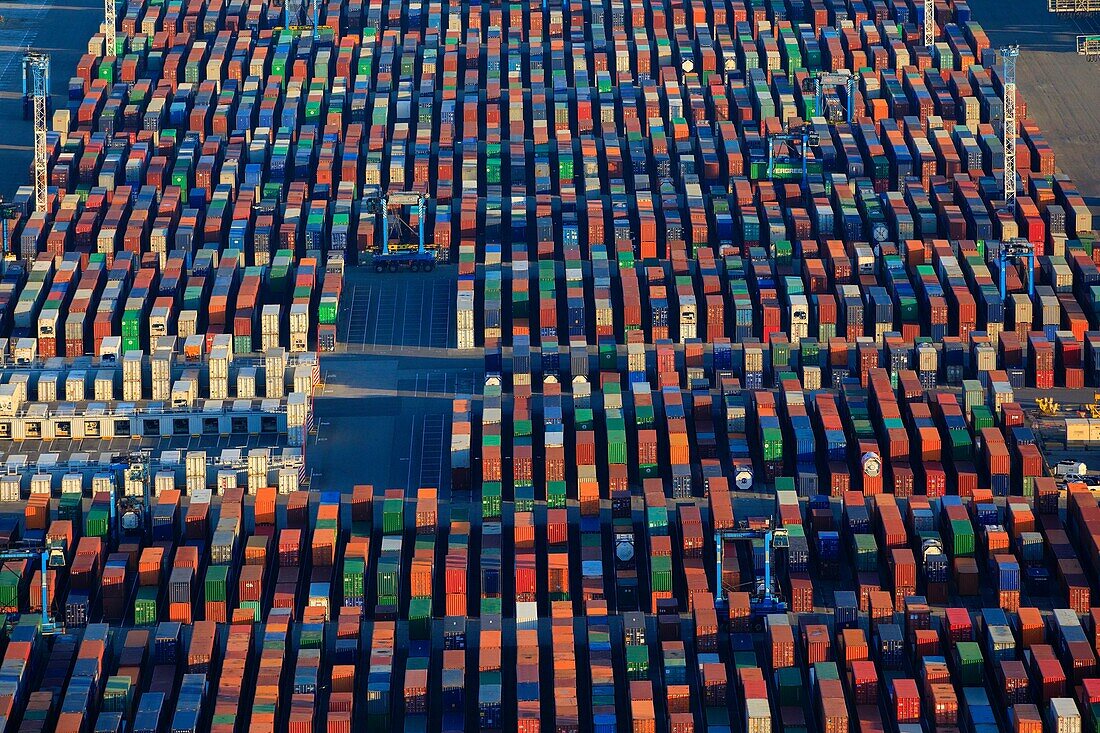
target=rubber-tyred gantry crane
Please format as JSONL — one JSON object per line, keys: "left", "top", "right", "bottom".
{"left": 714, "top": 519, "right": 789, "bottom": 622}
{"left": 364, "top": 191, "right": 437, "bottom": 272}
{"left": 0, "top": 544, "right": 67, "bottom": 634}
{"left": 284, "top": 0, "right": 320, "bottom": 37}
{"left": 802, "top": 71, "right": 856, "bottom": 123}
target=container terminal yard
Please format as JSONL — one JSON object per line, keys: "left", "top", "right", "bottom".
{"left": 0, "top": 0, "right": 1100, "bottom": 730}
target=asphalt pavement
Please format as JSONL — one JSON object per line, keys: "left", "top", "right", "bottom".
{"left": 0, "top": 0, "right": 103, "bottom": 200}
{"left": 967, "top": 0, "right": 1100, "bottom": 214}
{"left": 308, "top": 265, "right": 484, "bottom": 494}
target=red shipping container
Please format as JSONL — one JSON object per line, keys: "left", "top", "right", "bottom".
{"left": 891, "top": 678, "right": 920, "bottom": 723}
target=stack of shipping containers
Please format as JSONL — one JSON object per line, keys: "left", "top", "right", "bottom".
{"left": 4, "top": 0, "right": 1100, "bottom": 729}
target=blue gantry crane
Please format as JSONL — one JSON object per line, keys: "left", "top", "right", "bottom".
{"left": 0, "top": 544, "right": 67, "bottom": 634}
{"left": 364, "top": 191, "right": 436, "bottom": 273}
{"left": 803, "top": 71, "right": 857, "bottom": 123}
{"left": 284, "top": 0, "right": 320, "bottom": 37}
{"left": 767, "top": 129, "right": 819, "bottom": 186}
{"left": 714, "top": 520, "right": 789, "bottom": 621}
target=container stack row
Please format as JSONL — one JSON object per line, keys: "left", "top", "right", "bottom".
{"left": 6, "top": 476, "right": 1100, "bottom": 731}
{"left": 0, "top": 0, "right": 1091, "bottom": 273}
{"left": 0, "top": 249, "right": 343, "bottom": 357}
{"left": 0, "top": 446, "right": 307, "bottom": 504}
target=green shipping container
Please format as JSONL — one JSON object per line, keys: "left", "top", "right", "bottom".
{"left": 58, "top": 493, "right": 82, "bottom": 524}
{"left": 515, "top": 487, "right": 534, "bottom": 513}
{"left": 409, "top": 598, "right": 431, "bottom": 640}
{"left": 949, "top": 429, "right": 972, "bottom": 460}
{"left": 1021, "top": 476, "right": 1035, "bottom": 498}
{"left": 318, "top": 296, "right": 338, "bottom": 325}
{"left": 734, "top": 651, "right": 759, "bottom": 669}
{"left": 85, "top": 507, "right": 110, "bottom": 538}
{"left": 954, "top": 642, "right": 984, "bottom": 685}
{"left": 0, "top": 569, "right": 19, "bottom": 610}
{"left": 171, "top": 167, "right": 190, "bottom": 190}
{"left": 121, "top": 310, "right": 143, "bottom": 337}
{"left": 382, "top": 499, "right": 403, "bottom": 535}
{"left": 607, "top": 432, "right": 628, "bottom": 464}
{"left": 626, "top": 645, "right": 649, "bottom": 680}
{"left": 559, "top": 156, "right": 574, "bottom": 180}
{"left": 762, "top": 428, "right": 784, "bottom": 461}
{"left": 971, "top": 406, "right": 994, "bottom": 433}
{"left": 651, "top": 555, "right": 672, "bottom": 592}
{"left": 205, "top": 565, "right": 228, "bottom": 602}
{"left": 482, "top": 483, "right": 502, "bottom": 519}
{"left": 103, "top": 677, "right": 133, "bottom": 712}
{"left": 897, "top": 295, "right": 919, "bottom": 322}
{"left": 852, "top": 534, "right": 879, "bottom": 572}
{"left": 618, "top": 249, "right": 635, "bottom": 270}
{"left": 950, "top": 520, "right": 975, "bottom": 556}
{"left": 776, "top": 667, "right": 802, "bottom": 706}
{"left": 771, "top": 239, "right": 792, "bottom": 266}
{"left": 599, "top": 344, "right": 616, "bottom": 370}
{"left": 546, "top": 482, "right": 566, "bottom": 508}
{"left": 377, "top": 565, "right": 399, "bottom": 598}
{"left": 300, "top": 626, "right": 324, "bottom": 648}
{"left": 647, "top": 506, "right": 668, "bottom": 533}
{"left": 343, "top": 558, "right": 365, "bottom": 599}
{"left": 134, "top": 587, "right": 158, "bottom": 625}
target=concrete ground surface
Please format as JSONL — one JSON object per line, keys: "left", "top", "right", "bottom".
{"left": 0, "top": 0, "right": 102, "bottom": 200}
{"left": 308, "top": 351, "right": 482, "bottom": 493}
{"left": 308, "top": 265, "right": 485, "bottom": 494}
{"left": 967, "top": 0, "right": 1100, "bottom": 214}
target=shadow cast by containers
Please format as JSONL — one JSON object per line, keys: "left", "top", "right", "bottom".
{"left": 0, "top": 0, "right": 102, "bottom": 199}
